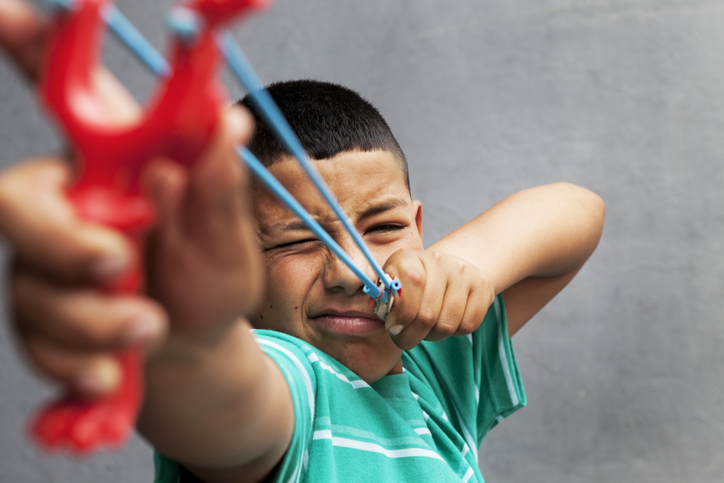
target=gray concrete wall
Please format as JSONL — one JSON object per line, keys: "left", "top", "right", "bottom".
{"left": 1, "top": 0, "right": 723, "bottom": 481}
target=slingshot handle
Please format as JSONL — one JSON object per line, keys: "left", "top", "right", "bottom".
{"left": 29, "top": 0, "right": 268, "bottom": 454}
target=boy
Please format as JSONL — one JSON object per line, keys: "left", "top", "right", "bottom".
{"left": 0, "top": 2, "right": 605, "bottom": 481}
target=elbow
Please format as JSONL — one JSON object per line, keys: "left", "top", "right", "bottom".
{"left": 548, "top": 182, "right": 606, "bottom": 254}
{"left": 563, "top": 182, "right": 606, "bottom": 256}
{"left": 578, "top": 184, "right": 606, "bottom": 238}
{"left": 553, "top": 182, "right": 605, "bottom": 226}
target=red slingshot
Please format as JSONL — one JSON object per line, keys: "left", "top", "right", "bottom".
{"left": 31, "top": 0, "right": 268, "bottom": 453}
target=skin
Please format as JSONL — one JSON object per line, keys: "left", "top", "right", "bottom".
{"left": 0, "top": 2, "right": 606, "bottom": 481}
{"left": 251, "top": 150, "right": 500, "bottom": 383}
{"left": 249, "top": 150, "right": 607, "bottom": 385}
{"left": 251, "top": 150, "right": 423, "bottom": 382}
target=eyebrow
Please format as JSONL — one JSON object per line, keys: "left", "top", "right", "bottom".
{"left": 357, "top": 199, "right": 409, "bottom": 222}
{"left": 259, "top": 199, "right": 409, "bottom": 237}
{"left": 259, "top": 219, "right": 309, "bottom": 237}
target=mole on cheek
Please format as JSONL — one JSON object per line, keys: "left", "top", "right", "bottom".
{"left": 294, "top": 306, "right": 298, "bottom": 310}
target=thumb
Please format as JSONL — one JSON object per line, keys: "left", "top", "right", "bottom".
{"left": 0, "top": 0, "right": 48, "bottom": 81}
{"left": 183, "top": 105, "right": 255, "bottom": 251}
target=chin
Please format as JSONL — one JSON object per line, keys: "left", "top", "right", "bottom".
{"left": 337, "top": 350, "right": 401, "bottom": 384}
{"left": 334, "top": 338, "right": 402, "bottom": 382}
{"left": 347, "top": 364, "right": 392, "bottom": 384}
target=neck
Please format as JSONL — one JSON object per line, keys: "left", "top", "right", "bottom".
{"left": 387, "top": 358, "right": 403, "bottom": 376}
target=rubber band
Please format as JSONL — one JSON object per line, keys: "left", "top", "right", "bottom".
{"left": 103, "top": 4, "right": 170, "bottom": 77}
{"left": 219, "top": 31, "right": 397, "bottom": 300}
{"left": 102, "top": 6, "right": 398, "bottom": 302}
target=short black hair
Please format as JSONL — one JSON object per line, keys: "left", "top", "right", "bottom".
{"left": 238, "top": 79, "right": 409, "bottom": 191}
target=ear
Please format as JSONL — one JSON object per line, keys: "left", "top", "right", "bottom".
{"left": 412, "top": 199, "right": 423, "bottom": 240}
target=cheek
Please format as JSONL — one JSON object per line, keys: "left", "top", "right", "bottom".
{"left": 403, "top": 230, "right": 425, "bottom": 251}
{"left": 258, "top": 255, "right": 322, "bottom": 320}
{"left": 377, "top": 234, "right": 423, "bottom": 266}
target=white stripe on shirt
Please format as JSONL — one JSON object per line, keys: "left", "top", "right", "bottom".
{"left": 307, "top": 353, "right": 370, "bottom": 389}
{"left": 313, "top": 430, "right": 444, "bottom": 461}
{"left": 462, "top": 467, "right": 475, "bottom": 483}
{"left": 493, "top": 300, "right": 519, "bottom": 407}
{"left": 257, "top": 339, "right": 316, "bottom": 418}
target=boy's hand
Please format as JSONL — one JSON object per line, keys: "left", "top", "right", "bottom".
{"left": 143, "top": 107, "right": 262, "bottom": 334}
{"left": 2, "top": 157, "right": 166, "bottom": 397}
{"left": 0, "top": 0, "right": 262, "bottom": 398}
{"left": 382, "top": 249, "right": 495, "bottom": 351}
{"left": 3, "top": 106, "right": 259, "bottom": 399}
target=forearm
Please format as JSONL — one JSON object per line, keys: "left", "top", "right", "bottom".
{"left": 138, "top": 319, "right": 292, "bottom": 473}
{"left": 429, "top": 182, "right": 605, "bottom": 294}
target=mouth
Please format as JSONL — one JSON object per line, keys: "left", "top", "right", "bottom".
{"left": 308, "top": 309, "right": 385, "bottom": 336}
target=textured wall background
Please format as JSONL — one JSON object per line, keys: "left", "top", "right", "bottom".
{"left": 1, "top": 0, "right": 723, "bottom": 481}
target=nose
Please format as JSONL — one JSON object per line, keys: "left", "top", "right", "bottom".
{"left": 322, "top": 234, "right": 377, "bottom": 296}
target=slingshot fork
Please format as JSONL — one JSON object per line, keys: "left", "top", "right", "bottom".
{"left": 31, "top": 0, "right": 268, "bottom": 453}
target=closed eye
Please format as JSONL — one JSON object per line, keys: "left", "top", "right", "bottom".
{"left": 269, "top": 238, "right": 319, "bottom": 250}
{"left": 365, "top": 224, "right": 405, "bottom": 235}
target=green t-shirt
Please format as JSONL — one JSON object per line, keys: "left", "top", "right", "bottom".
{"left": 155, "top": 294, "right": 525, "bottom": 482}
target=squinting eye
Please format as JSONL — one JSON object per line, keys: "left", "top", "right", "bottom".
{"left": 366, "top": 224, "right": 405, "bottom": 234}
{"left": 273, "top": 239, "right": 317, "bottom": 249}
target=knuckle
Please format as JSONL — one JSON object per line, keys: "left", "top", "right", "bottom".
{"left": 476, "top": 305, "right": 490, "bottom": 324}
{"left": 470, "top": 279, "right": 494, "bottom": 305}
{"left": 400, "top": 265, "right": 425, "bottom": 288}
{"left": 430, "top": 251, "right": 444, "bottom": 263}
{"left": 386, "top": 252, "right": 425, "bottom": 286}
{"left": 395, "top": 307, "right": 415, "bottom": 327}
{"left": 414, "top": 308, "right": 437, "bottom": 329}
{"left": 434, "top": 319, "right": 457, "bottom": 338}
{"left": 456, "top": 317, "right": 479, "bottom": 336}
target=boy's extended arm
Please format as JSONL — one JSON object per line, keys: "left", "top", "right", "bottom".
{"left": 140, "top": 320, "right": 294, "bottom": 482}
{"left": 2, "top": 148, "right": 295, "bottom": 483}
{"left": 2, "top": 141, "right": 295, "bottom": 483}
{"left": 0, "top": 2, "right": 294, "bottom": 480}
{"left": 135, "top": 113, "right": 295, "bottom": 481}
{"left": 428, "top": 182, "right": 605, "bottom": 336}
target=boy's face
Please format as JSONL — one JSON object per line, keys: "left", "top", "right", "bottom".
{"left": 250, "top": 150, "right": 423, "bottom": 383}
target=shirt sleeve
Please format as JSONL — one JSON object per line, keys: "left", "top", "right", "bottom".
{"left": 474, "top": 293, "right": 526, "bottom": 443}
{"left": 254, "top": 331, "right": 318, "bottom": 483}
{"left": 153, "top": 331, "right": 317, "bottom": 483}
{"left": 404, "top": 294, "right": 526, "bottom": 448}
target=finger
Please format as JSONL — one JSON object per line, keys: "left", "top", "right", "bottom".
{"left": 0, "top": 0, "right": 48, "bottom": 81}
{"left": 425, "top": 278, "right": 467, "bottom": 342}
{"left": 0, "top": 158, "right": 133, "bottom": 283}
{"left": 144, "top": 157, "right": 188, "bottom": 251}
{"left": 23, "top": 336, "right": 122, "bottom": 399}
{"left": 392, "top": 264, "right": 448, "bottom": 350}
{"left": 183, "top": 106, "right": 254, "bottom": 254}
{"left": 144, "top": 106, "right": 253, "bottom": 247}
{"left": 455, "top": 281, "right": 494, "bottom": 338}
{"left": 383, "top": 253, "right": 424, "bottom": 331}
{"left": 13, "top": 268, "right": 168, "bottom": 352}
{"left": 383, "top": 252, "right": 437, "bottom": 350}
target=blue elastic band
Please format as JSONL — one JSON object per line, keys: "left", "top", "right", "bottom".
{"left": 218, "top": 32, "right": 396, "bottom": 299}
{"left": 43, "top": 0, "right": 76, "bottom": 14}
{"left": 99, "top": 7, "right": 394, "bottom": 301}
{"left": 103, "top": 4, "right": 171, "bottom": 77}
{"left": 239, "top": 147, "right": 385, "bottom": 299}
